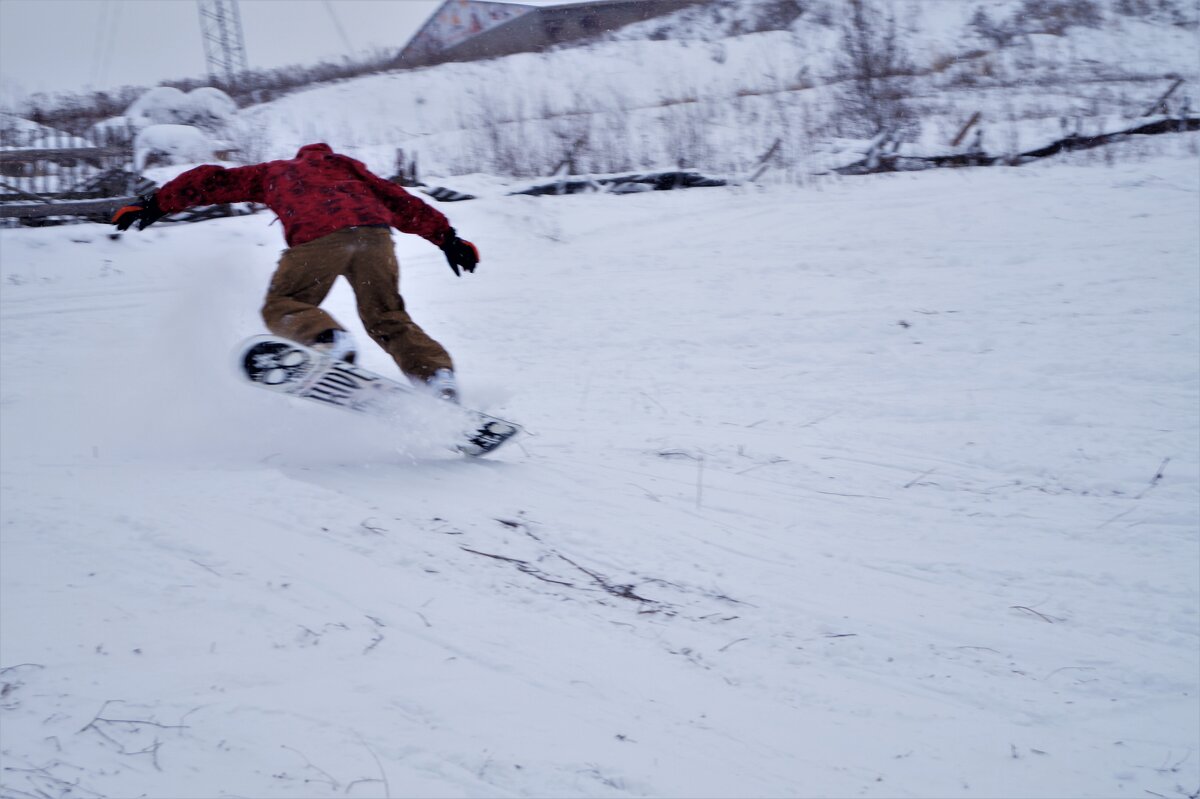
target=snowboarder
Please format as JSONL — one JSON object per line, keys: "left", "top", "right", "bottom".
{"left": 111, "top": 143, "right": 480, "bottom": 402}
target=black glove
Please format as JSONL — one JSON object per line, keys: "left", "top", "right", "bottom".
{"left": 440, "top": 228, "right": 479, "bottom": 277}
{"left": 111, "top": 193, "right": 166, "bottom": 231}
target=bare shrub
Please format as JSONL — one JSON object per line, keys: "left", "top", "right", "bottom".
{"left": 9, "top": 86, "right": 143, "bottom": 136}
{"left": 547, "top": 114, "right": 591, "bottom": 174}
{"left": 1112, "top": 0, "right": 1197, "bottom": 26}
{"left": 751, "top": 0, "right": 804, "bottom": 31}
{"left": 972, "top": 0, "right": 1104, "bottom": 45}
{"left": 662, "top": 100, "right": 716, "bottom": 170}
{"left": 225, "top": 116, "right": 271, "bottom": 165}
{"left": 1113, "top": 0, "right": 1156, "bottom": 16}
{"left": 806, "top": 0, "right": 837, "bottom": 27}
{"left": 4, "top": 48, "right": 402, "bottom": 136}
{"left": 970, "top": 8, "right": 1021, "bottom": 47}
{"left": 1018, "top": 0, "right": 1105, "bottom": 35}
{"left": 831, "top": 0, "right": 918, "bottom": 138}
{"left": 468, "top": 90, "right": 542, "bottom": 176}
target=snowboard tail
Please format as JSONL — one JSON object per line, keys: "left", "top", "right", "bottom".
{"left": 237, "top": 336, "right": 522, "bottom": 457}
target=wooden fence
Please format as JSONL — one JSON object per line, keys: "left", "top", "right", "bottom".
{"left": 0, "top": 124, "right": 152, "bottom": 225}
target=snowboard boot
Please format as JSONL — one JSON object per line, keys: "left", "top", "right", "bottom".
{"left": 312, "top": 329, "right": 357, "bottom": 363}
{"left": 423, "top": 368, "right": 459, "bottom": 404}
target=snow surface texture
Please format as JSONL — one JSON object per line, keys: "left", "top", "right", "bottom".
{"left": 1, "top": 148, "right": 1197, "bottom": 797}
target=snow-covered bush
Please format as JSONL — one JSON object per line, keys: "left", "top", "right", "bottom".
{"left": 125, "top": 86, "right": 236, "bottom": 132}
{"left": 126, "top": 87, "right": 192, "bottom": 129}
{"left": 134, "top": 124, "right": 214, "bottom": 170}
{"left": 185, "top": 87, "right": 238, "bottom": 132}
{"left": 124, "top": 87, "right": 238, "bottom": 171}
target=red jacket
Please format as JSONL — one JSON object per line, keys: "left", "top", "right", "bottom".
{"left": 155, "top": 143, "right": 452, "bottom": 248}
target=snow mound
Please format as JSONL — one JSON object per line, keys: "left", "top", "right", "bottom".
{"left": 126, "top": 86, "right": 192, "bottom": 129}
{"left": 126, "top": 85, "right": 236, "bottom": 132}
{"left": 134, "top": 124, "right": 215, "bottom": 170}
{"left": 186, "top": 86, "right": 238, "bottom": 130}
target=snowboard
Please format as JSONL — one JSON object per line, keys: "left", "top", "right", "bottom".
{"left": 236, "top": 335, "right": 522, "bottom": 457}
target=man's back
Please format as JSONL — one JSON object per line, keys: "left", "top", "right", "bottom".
{"left": 155, "top": 142, "right": 449, "bottom": 247}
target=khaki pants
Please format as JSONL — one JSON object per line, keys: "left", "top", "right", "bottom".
{"left": 262, "top": 226, "right": 452, "bottom": 381}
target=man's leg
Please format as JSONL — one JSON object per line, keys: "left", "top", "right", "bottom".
{"left": 344, "top": 228, "right": 453, "bottom": 382}
{"left": 261, "top": 231, "right": 351, "bottom": 345}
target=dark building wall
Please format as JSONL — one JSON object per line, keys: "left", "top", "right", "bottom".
{"left": 417, "top": 13, "right": 549, "bottom": 65}
{"left": 396, "top": 0, "right": 706, "bottom": 68}
{"left": 538, "top": 1, "right": 703, "bottom": 45}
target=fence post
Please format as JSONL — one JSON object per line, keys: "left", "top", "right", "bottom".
{"left": 951, "top": 112, "right": 981, "bottom": 148}
{"left": 1142, "top": 77, "right": 1184, "bottom": 117}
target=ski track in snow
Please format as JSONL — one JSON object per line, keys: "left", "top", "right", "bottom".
{"left": 1, "top": 154, "right": 1198, "bottom": 798}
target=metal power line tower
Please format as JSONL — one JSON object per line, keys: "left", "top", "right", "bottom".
{"left": 197, "top": 0, "right": 249, "bottom": 87}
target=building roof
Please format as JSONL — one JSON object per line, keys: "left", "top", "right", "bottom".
{"left": 397, "top": 0, "right": 703, "bottom": 68}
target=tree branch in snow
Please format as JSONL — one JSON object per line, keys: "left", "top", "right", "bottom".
{"left": 0, "top": 663, "right": 45, "bottom": 675}
{"left": 79, "top": 700, "right": 189, "bottom": 771}
{"left": 1097, "top": 508, "right": 1135, "bottom": 529}
{"left": 360, "top": 518, "right": 387, "bottom": 535}
{"left": 480, "top": 518, "right": 692, "bottom": 612}
{"left": 799, "top": 410, "right": 842, "bottom": 428}
{"left": 189, "top": 558, "right": 222, "bottom": 576}
{"left": 1151, "top": 749, "right": 1191, "bottom": 775}
{"left": 0, "top": 663, "right": 43, "bottom": 710}
{"left": 1009, "top": 605, "right": 1056, "bottom": 623}
{"left": 280, "top": 745, "right": 340, "bottom": 791}
{"left": 0, "top": 784, "right": 42, "bottom": 799}
{"left": 2, "top": 758, "right": 107, "bottom": 799}
{"left": 363, "top": 623, "right": 385, "bottom": 654}
{"left": 460, "top": 547, "right": 575, "bottom": 587}
{"left": 652, "top": 449, "right": 707, "bottom": 508}
{"left": 555, "top": 553, "right": 657, "bottom": 605}
{"left": 353, "top": 733, "right": 391, "bottom": 799}
{"left": 1043, "top": 665, "right": 1096, "bottom": 681}
{"left": 345, "top": 776, "right": 390, "bottom": 796}
{"left": 80, "top": 701, "right": 190, "bottom": 735}
{"left": 735, "top": 456, "right": 789, "bottom": 476}
{"left": 1135, "top": 457, "right": 1171, "bottom": 499}
{"left": 495, "top": 516, "right": 544, "bottom": 543}
{"left": 903, "top": 468, "right": 937, "bottom": 488}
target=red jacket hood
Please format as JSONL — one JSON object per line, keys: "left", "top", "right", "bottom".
{"left": 295, "top": 143, "right": 334, "bottom": 158}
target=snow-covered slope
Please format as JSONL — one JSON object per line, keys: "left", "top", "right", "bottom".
{"left": 229, "top": 0, "right": 1199, "bottom": 179}
{"left": 2, "top": 144, "right": 1197, "bottom": 797}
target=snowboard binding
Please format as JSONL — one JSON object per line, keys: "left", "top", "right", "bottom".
{"left": 243, "top": 340, "right": 315, "bottom": 390}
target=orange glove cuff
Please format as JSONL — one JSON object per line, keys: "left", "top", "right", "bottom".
{"left": 111, "top": 205, "right": 142, "bottom": 224}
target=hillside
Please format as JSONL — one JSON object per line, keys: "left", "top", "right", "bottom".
{"left": 228, "top": 0, "right": 1199, "bottom": 180}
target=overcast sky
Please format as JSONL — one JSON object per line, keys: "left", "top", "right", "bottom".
{"left": 0, "top": 0, "right": 442, "bottom": 105}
